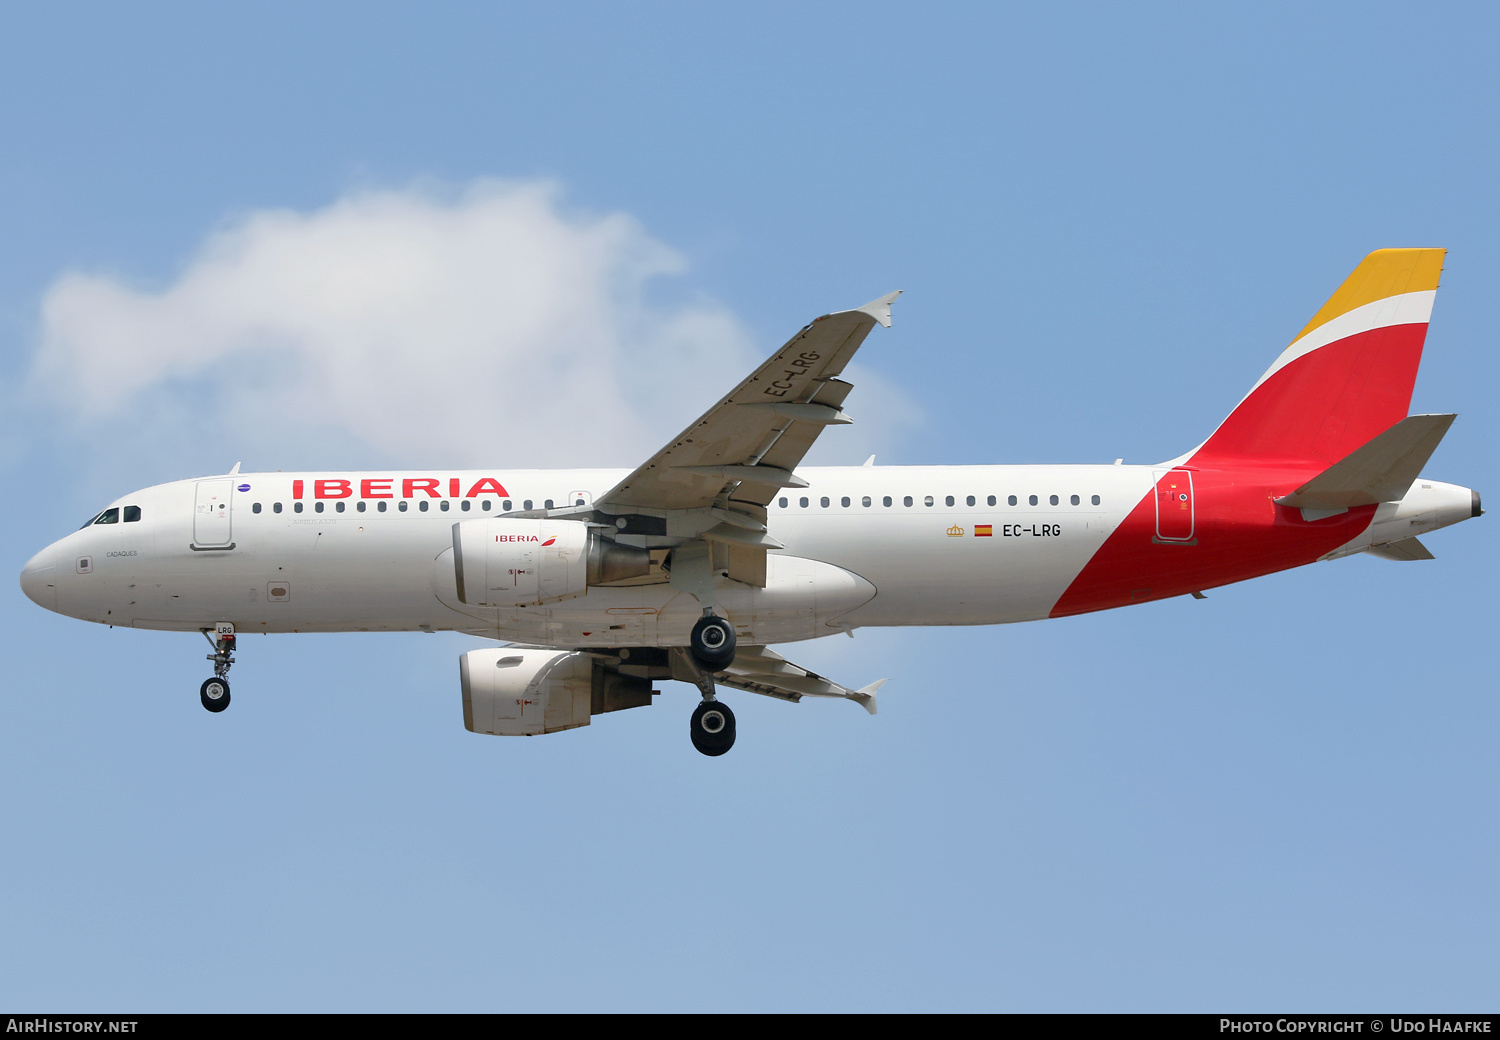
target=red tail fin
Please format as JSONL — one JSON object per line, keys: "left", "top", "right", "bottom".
{"left": 1189, "top": 248, "right": 1445, "bottom": 469}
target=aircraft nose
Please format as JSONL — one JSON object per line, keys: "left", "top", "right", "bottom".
{"left": 19, "top": 549, "right": 58, "bottom": 611}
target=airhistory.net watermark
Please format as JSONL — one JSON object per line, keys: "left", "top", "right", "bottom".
{"left": 5, "top": 1021, "right": 138, "bottom": 1034}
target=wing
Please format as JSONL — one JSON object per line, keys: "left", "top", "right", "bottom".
{"left": 557, "top": 644, "right": 887, "bottom": 714}
{"left": 598, "top": 291, "right": 901, "bottom": 513}
{"left": 713, "top": 644, "right": 886, "bottom": 715}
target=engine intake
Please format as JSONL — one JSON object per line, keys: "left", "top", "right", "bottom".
{"left": 451, "top": 519, "right": 650, "bottom": 607}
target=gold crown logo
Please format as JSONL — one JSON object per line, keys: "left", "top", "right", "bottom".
{"left": 946, "top": 525, "right": 965, "bottom": 537}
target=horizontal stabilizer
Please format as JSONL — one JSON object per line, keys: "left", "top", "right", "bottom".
{"left": 1364, "top": 537, "right": 1435, "bottom": 561}
{"left": 1275, "top": 413, "right": 1456, "bottom": 509}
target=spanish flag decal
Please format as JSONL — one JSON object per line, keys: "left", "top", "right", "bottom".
{"left": 974, "top": 525, "right": 993, "bottom": 537}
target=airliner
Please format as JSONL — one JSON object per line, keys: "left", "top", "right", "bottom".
{"left": 19, "top": 248, "right": 1480, "bottom": 755}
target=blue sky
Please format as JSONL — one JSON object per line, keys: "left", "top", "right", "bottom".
{"left": 2, "top": 2, "right": 1496, "bottom": 1011}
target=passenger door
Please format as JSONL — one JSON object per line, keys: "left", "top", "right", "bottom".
{"left": 1152, "top": 469, "right": 1195, "bottom": 542}
{"left": 193, "top": 479, "right": 235, "bottom": 548}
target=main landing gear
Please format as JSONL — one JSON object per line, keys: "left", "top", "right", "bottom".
{"left": 686, "top": 612, "right": 738, "bottom": 756}
{"left": 690, "top": 699, "right": 736, "bottom": 757}
{"left": 689, "top": 613, "right": 736, "bottom": 671}
{"left": 199, "top": 623, "right": 235, "bottom": 713}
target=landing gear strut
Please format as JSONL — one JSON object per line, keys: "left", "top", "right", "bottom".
{"left": 671, "top": 631, "right": 740, "bottom": 757}
{"left": 199, "top": 623, "right": 235, "bottom": 713}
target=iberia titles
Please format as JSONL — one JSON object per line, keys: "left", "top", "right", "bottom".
{"left": 291, "top": 477, "right": 511, "bottom": 500}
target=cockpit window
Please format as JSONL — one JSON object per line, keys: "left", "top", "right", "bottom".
{"left": 92, "top": 508, "right": 120, "bottom": 526}
{"left": 123, "top": 505, "right": 142, "bottom": 523}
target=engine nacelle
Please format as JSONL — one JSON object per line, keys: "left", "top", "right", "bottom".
{"left": 451, "top": 519, "right": 649, "bottom": 607}
{"left": 459, "top": 647, "right": 655, "bottom": 736}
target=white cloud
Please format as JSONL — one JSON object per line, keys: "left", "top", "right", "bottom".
{"left": 25, "top": 179, "right": 918, "bottom": 478}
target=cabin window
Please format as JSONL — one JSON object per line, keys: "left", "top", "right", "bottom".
{"left": 862, "top": 496, "right": 872, "bottom": 507}
{"left": 357, "top": 501, "right": 367, "bottom": 512}
{"left": 1007, "top": 495, "right": 1017, "bottom": 506}
{"left": 903, "top": 496, "right": 913, "bottom": 507}
{"left": 799, "top": 497, "right": 809, "bottom": 508}
{"left": 545, "top": 499, "right": 554, "bottom": 509}
{"left": 440, "top": 500, "right": 450, "bottom": 512}
{"left": 1070, "top": 494, "right": 1080, "bottom": 506}
{"left": 987, "top": 496, "right": 996, "bottom": 506}
{"left": 252, "top": 503, "right": 262, "bottom": 514}
{"left": 883, "top": 496, "right": 893, "bottom": 507}
{"left": 482, "top": 500, "right": 491, "bottom": 511}
{"left": 820, "top": 497, "right": 830, "bottom": 508}
{"left": 523, "top": 500, "right": 533, "bottom": 510}
{"left": 378, "top": 501, "right": 388, "bottom": 512}
{"left": 273, "top": 503, "right": 283, "bottom": 514}
{"left": 1092, "top": 495, "right": 1101, "bottom": 505}
{"left": 315, "top": 502, "right": 325, "bottom": 513}
{"left": 841, "top": 497, "right": 851, "bottom": 507}
{"left": 336, "top": 502, "right": 346, "bottom": 513}
{"left": 945, "top": 495, "right": 955, "bottom": 506}
{"left": 93, "top": 508, "right": 120, "bottom": 525}
{"left": 779, "top": 497, "right": 788, "bottom": 508}
{"left": 1028, "top": 495, "right": 1038, "bottom": 506}
{"left": 924, "top": 496, "right": 934, "bottom": 507}
{"left": 419, "top": 501, "right": 429, "bottom": 512}
{"left": 399, "top": 501, "right": 408, "bottom": 512}
{"left": 503, "top": 500, "right": 512, "bottom": 511}
{"left": 1049, "top": 495, "right": 1059, "bottom": 506}
{"left": 461, "top": 500, "right": 471, "bottom": 512}
{"left": 966, "top": 495, "right": 975, "bottom": 506}
{"left": 294, "top": 503, "right": 304, "bottom": 514}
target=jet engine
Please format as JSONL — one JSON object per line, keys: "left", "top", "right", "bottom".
{"left": 459, "top": 647, "right": 655, "bottom": 736}
{"left": 451, "top": 519, "right": 650, "bottom": 607}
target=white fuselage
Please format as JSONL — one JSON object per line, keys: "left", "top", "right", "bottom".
{"left": 22, "top": 464, "right": 1476, "bottom": 649}
{"left": 21, "top": 465, "right": 1155, "bottom": 645}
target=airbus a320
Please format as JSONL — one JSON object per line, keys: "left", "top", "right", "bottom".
{"left": 20, "top": 248, "right": 1481, "bottom": 755}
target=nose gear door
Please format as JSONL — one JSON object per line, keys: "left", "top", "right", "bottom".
{"left": 194, "top": 479, "right": 235, "bottom": 548}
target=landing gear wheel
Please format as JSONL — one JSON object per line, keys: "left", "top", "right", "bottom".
{"left": 689, "top": 614, "right": 737, "bottom": 671}
{"left": 690, "top": 699, "right": 736, "bottom": 757}
{"left": 200, "top": 677, "right": 231, "bottom": 713}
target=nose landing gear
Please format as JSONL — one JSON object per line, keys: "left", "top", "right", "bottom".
{"left": 200, "top": 676, "right": 230, "bottom": 713}
{"left": 199, "top": 623, "right": 236, "bottom": 713}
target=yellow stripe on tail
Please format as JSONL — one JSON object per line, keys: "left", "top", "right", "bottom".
{"left": 1293, "top": 248, "right": 1445, "bottom": 344}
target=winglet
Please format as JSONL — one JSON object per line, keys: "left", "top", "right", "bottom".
{"left": 852, "top": 678, "right": 887, "bottom": 715}
{"left": 856, "top": 290, "right": 902, "bottom": 329}
{"left": 228, "top": 462, "right": 242, "bottom": 475}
